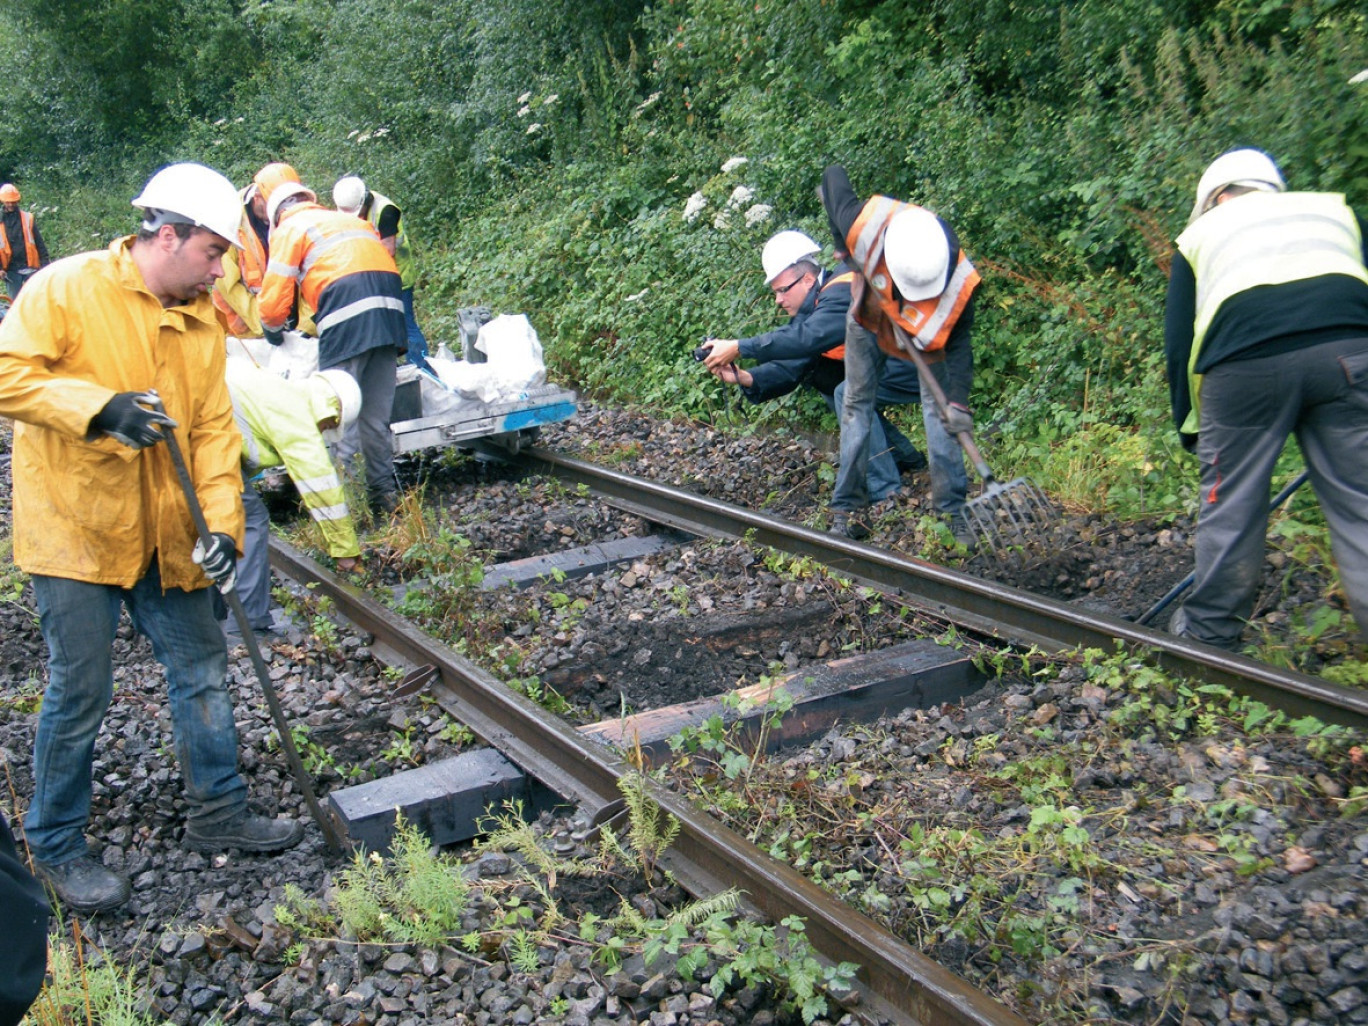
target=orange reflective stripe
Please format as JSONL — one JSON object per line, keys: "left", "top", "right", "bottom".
{"left": 847, "top": 197, "right": 979, "bottom": 353}
{"left": 237, "top": 220, "right": 269, "bottom": 290}
{"left": 818, "top": 270, "right": 854, "bottom": 360}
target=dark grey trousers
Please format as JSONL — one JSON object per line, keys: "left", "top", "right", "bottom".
{"left": 332, "top": 346, "right": 399, "bottom": 503}
{"left": 1174, "top": 336, "right": 1368, "bottom": 648}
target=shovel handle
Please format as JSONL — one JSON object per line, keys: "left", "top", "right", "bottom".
{"left": 1136, "top": 468, "right": 1311, "bottom": 627}
{"left": 146, "top": 392, "right": 346, "bottom": 853}
{"left": 891, "top": 324, "right": 996, "bottom": 484}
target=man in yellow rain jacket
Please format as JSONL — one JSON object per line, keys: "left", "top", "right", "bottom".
{"left": 223, "top": 363, "right": 364, "bottom": 635}
{"left": 0, "top": 163, "right": 304, "bottom": 914}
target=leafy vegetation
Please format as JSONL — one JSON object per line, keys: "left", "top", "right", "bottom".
{"left": 2, "top": 1, "right": 1363, "bottom": 522}
{"left": 272, "top": 798, "right": 857, "bottom": 1023}
{"left": 660, "top": 642, "right": 1367, "bottom": 1021}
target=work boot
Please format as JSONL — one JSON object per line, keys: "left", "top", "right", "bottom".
{"left": 185, "top": 811, "right": 305, "bottom": 854}
{"left": 370, "top": 491, "right": 400, "bottom": 517}
{"left": 950, "top": 515, "right": 978, "bottom": 552}
{"left": 895, "top": 450, "right": 928, "bottom": 475}
{"left": 830, "top": 511, "right": 871, "bottom": 540}
{"left": 34, "top": 855, "right": 131, "bottom": 914}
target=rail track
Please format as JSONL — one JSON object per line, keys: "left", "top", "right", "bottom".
{"left": 268, "top": 449, "right": 1368, "bottom": 1026}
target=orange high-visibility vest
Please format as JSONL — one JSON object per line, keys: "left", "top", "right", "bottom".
{"left": 846, "top": 196, "right": 979, "bottom": 357}
{"left": 819, "top": 270, "right": 855, "bottom": 361}
{"left": 0, "top": 211, "right": 41, "bottom": 271}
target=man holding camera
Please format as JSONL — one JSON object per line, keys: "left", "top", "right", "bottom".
{"left": 702, "top": 230, "right": 924, "bottom": 514}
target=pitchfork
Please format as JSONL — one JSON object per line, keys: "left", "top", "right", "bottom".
{"left": 892, "top": 323, "right": 1052, "bottom": 554}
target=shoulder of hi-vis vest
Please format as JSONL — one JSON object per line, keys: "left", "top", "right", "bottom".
{"left": 846, "top": 195, "right": 979, "bottom": 352}
{"left": 1176, "top": 191, "right": 1368, "bottom": 354}
{"left": 367, "top": 190, "right": 415, "bottom": 287}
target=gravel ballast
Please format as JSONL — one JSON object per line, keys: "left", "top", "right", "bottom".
{"left": 2, "top": 404, "right": 1365, "bottom": 1025}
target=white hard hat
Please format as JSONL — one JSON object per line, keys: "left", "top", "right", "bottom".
{"left": 761, "top": 230, "right": 821, "bottom": 285}
{"left": 1189, "top": 148, "right": 1285, "bottom": 225}
{"left": 309, "top": 370, "right": 362, "bottom": 444}
{"left": 267, "top": 182, "right": 317, "bottom": 228}
{"left": 131, "top": 163, "right": 243, "bottom": 246}
{"left": 332, "top": 176, "right": 367, "bottom": 215}
{"left": 883, "top": 207, "right": 950, "bottom": 301}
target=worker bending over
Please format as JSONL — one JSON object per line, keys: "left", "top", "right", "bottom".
{"left": 223, "top": 363, "right": 364, "bottom": 636}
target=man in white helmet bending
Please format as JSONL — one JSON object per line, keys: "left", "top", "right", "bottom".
{"left": 819, "top": 165, "right": 980, "bottom": 542}
{"left": 1165, "top": 148, "right": 1368, "bottom": 649}
{"left": 222, "top": 364, "right": 366, "bottom": 637}
{"left": 0, "top": 163, "right": 304, "bottom": 914}
{"left": 701, "top": 229, "right": 925, "bottom": 510}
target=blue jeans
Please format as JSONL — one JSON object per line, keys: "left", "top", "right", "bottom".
{"left": 27, "top": 564, "right": 247, "bottom": 865}
{"left": 402, "top": 288, "right": 429, "bottom": 368}
{"left": 234, "top": 471, "right": 274, "bottom": 632}
{"left": 827, "top": 385, "right": 900, "bottom": 504}
{"left": 835, "top": 316, "right": 968, "bottom": 514}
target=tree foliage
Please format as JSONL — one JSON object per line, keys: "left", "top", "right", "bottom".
{"left": 0, "top": 0, "right": 1362, "bottom": 516}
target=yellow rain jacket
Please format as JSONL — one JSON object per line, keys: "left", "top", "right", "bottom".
{"left": 0, "top": 236, "right": 244, "bottom": 589}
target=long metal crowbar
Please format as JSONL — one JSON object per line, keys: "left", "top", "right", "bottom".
{"left": 1137, "top": 469, "right": 1311, "bottom": 627}
{"left": 148, "top": 392, "right": 346, "bottom": 853}
{"left": 891, "top": 323, "right": 1052, "bottom": 553}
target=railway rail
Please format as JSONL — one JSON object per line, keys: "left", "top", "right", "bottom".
{"left": 268, "top": 450, "right": 1368, "bottom": 1026}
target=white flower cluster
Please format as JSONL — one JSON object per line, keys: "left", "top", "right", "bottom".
{"left": 345, "top": 127, "right": 391, "bottom": 144}
{"left": 744, "top": 204, "right": 772, "bottom": 227}
{"left": 515, "top": 91, "right": 557, "bottom": 135}
{"left": 683, "top": 192, "right": 707, "bottom": 222}
{"left": 681, "top": 156, "right": 771, "bottom": 228}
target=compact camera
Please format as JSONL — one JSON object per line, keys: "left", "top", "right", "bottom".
{"left": 692, "top": 337, "right": 716, "bottom": 362}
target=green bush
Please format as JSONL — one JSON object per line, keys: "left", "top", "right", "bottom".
{"left": 2, "top": 0, "right": 1362, "bottom": 521}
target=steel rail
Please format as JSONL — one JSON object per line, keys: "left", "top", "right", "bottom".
{"left": 269, "top": 537, "right": 1031, "bottom": 1026}
{"left": 528, "top": 448, "right": 1368, "bottom": 731}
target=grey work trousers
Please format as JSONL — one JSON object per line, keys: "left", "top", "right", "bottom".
{"left": 331, "top": 346, "right": 399, "bottom": 504}
{"left": 213, "top": 469, "right": 273, "bottom": 634}
{"left": 1174, "top": 336, "right": 1368, "bottom": 648}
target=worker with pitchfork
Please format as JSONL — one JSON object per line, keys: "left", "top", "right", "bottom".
{"left": 0, "top": 162, "right": 304, "bottom": 914}
{"left": 819, "top": 165, "right": 980, "bottom": 543}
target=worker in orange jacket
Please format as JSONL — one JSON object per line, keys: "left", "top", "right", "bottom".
{"left": 0, "top": 183, "right": 50, "bottom": 298}
{"left": 258, "top": 182, "right": 407, "bottom": 515}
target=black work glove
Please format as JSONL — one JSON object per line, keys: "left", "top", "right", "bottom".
{"left": 192, "top": 532, "right": 237, "bottom": 593}
{"left": 942, "top": 403, "right": 974, "bottom": 436}
{"left": 263, "top": 326, "right": 285, "bottom": 346}
{"left": 89, "top": 391, "right": 178, "bottom": 449}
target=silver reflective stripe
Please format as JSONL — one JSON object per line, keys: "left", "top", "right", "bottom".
{"left": 300, "top": 228, "right": 384, "bottom": 276}
{"left": 308, "top": 502, "right": 351, "bottom": 522}
{"left": 295, "top": 472, "right": 343, "bottom": 495}
{"left": 316, "top": 295, "right": 405, "bottom": 333}
{"left": 910, "top": 256, "right": 976, "bottom": 349}
{"left": 1195, "top": 211, "right": 1362, "bottom": 321}
{"left": 851, "top": 197, "right": 902, "bottom": 276}
{"left": 264, "top": 256, "right": 305, "bottom": 283}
